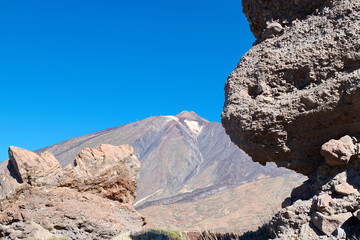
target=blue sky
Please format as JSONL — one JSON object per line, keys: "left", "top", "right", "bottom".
{"left": 0, "top": 0, "right": 255, "bottom": 161}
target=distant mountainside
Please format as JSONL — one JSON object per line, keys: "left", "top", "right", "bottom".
{"left": 37, "top": 111, "right": 304, "bottom": 231}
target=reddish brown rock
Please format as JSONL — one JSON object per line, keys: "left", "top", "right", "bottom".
{"left": 315, "top": 194, "right": 332, "bottom": 211}
{"left": 0, "top": 171, "right": 23, "bottom": 200}
{"left": 60, "top": 144, "right": 140, "bottom": 204}
{"left": 334, "top": 182, "right": 358, "bottom": 196}
{"left": 0, "top": 187, "right": 145, "bottom": 240}
{"left": 311, "top": 212, "right": 352, "bottom": 236}
{"left": 0, "top": 144, "right": 145, "bottom": 239}
{"left": 320, "top": 136, "right": 357, "bottom": 166}
{"left": 8, "top": 146, "right": 61, "bottom": 185}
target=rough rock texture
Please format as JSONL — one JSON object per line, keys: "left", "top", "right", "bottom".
{"left": 311, "top": 212, "right": 353, "bottom": 236}
{"left": 0, "top": 187, "right": 144, "bottom": 240}
{"left": 0, "top": 145, "right": 145, "bottom": 240}
{"left": 242, "top": 0, "right": 327, "bottom": 40}
{"left": 223, "top": 0, "right": 360, "bottom": 238}
{"left": 321, "top": 135, "right": 357, "bottom": 166}
{"left": 9, "top": 146, "right": 61, "bottom": 185}
{"left": 60, "top": 144, "right": 139, "bottom": 204}
{"left": 222, "top": 0, "right": 360, "bottom": 175}
{"left": 267, "top": 138, "right": 360, "bottom": 238}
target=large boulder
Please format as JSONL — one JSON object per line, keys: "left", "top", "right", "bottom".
{"left": 60, "top": 144, "right": 140, "bottom": 204}
{"left": 320, "top": 135, "right": 357, "bottom": 166}
{"left": 8, "top": 146, "right": 61, "bottom": 185}
{"left": 222, "top": 0, "right": 360, "bottom": 175}
{"left": 311, "top": 212, "right": 353, "bottom": 236}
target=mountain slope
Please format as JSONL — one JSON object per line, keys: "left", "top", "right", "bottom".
{"left": 33, "top": 111, "right": 305, "bottom": 232}
{"left": 141, "top": 174, "right": 302, "bottom": 233}
{"left": 38, "top": 111, "right": 293, "bottom": 209}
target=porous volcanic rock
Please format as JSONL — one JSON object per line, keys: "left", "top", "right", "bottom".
{"left": 0, "top": 145, "right": 145, "bottom": 240}
{"left": 242, "top": 0, "right": 327, "bottom": 40}
{"left": 267, "top": 136, "right": 360, "bottom": 238}
{"left": 222, "top": 0, "right": 360, "bottom": 175}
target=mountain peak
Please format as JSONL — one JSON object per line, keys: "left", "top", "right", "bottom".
{"left": 175, "top": 111, "right": 208, "bottom": 123}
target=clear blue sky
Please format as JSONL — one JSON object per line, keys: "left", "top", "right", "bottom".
{"left": 0, "top": 0, "right": 255, "bottom": 161}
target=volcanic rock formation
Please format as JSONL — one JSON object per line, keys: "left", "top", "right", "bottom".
{"left": 268, "top": 136, "right": 360, "bottom": 238}
{"left": 33, "top": 111, "right": 300, "bottom": 232}
{"left": 222, "top": 0, "right": 360, "bottom": 238}
{"left": 0, "top": 145, "right": 145, "bottom": 240}
{"left": 222, "top": 0, "right": 360, "bottom": 175}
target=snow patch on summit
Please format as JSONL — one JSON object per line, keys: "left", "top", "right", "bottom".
{"left": 164, "top": 116, "right": 180, "bottom": 122}
{"left": 184, "top": 120, "right": 203, "bottom": 135}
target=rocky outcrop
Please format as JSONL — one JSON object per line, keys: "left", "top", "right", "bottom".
{"left": 268, "top": 144, "right": 360, "bottom": 238}
{"left": 222, "top": 0, "right": 360, "bottom": 238}
{"left": 60, "top": 144, "right": 139, "bottom": 204}
{"left": 242, "top": 0, "right": 327, "bottom": 40}
{"left": 9, "top": 146, "right": 61, "bottom": 185}
{"left": 0, "top": 145, "right": 145, "bottom": 240}
{"left": 222, "top": 0, "right": 360, "bottom": 175}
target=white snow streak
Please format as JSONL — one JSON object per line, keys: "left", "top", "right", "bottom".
{"left": 164, "top": 116, "right": 180, "bottom": 122}
{"left": 184, "top": 120, "right": 203, "bottom": 135}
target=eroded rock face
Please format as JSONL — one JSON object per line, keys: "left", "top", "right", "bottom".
{"left": 60, "top": 144, "right": 140, "bottom": 204}
{"left": 268, "top": 137, "right": 360, "bottom": 238}
{"left": 9, "top": 146, "right": 61, "bottom": 185}
{"left": 0, "top": 145, "right": 145, "bottom": 240}
{"left": 242, "top": 0, "right": 327, "bottom": 40}
{"left": 0, "top": 187, "right": 145, "bottom": 240}
{"left": 222, "top": 0, "right": 360, "bottom": 175}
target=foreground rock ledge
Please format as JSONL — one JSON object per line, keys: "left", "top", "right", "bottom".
{"left": 222, "top": 0, "right": 360, "bottom": 175}
{"left": 0, "top": 144, "right": 145, "bottom": 240}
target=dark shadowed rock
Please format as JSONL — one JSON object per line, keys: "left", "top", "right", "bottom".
{"left": 222, "top": 0, "right": 360, "bottom": 175}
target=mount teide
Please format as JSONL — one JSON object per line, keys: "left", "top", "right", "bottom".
{"left": 37, "top": 111, "right": 303, "bottom": 232}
